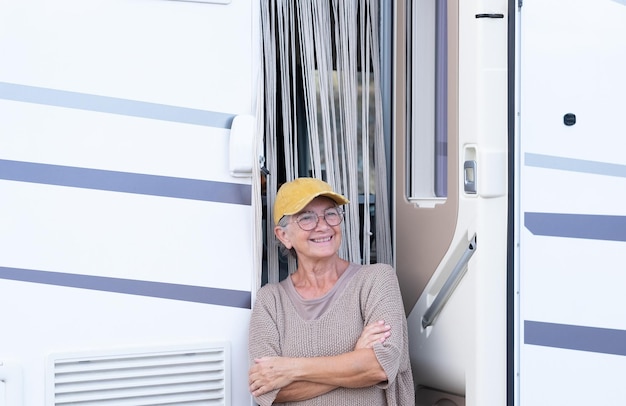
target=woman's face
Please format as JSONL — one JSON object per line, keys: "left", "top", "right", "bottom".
{"left": 275, "top": 197, "right": 343, "bottom": 261}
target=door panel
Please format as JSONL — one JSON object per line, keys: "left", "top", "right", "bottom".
{"left": 395, "top": 0, "right": 509, "bottom": 404}
{"left": 518, "top": 1, "right": 626, "bottom": 404}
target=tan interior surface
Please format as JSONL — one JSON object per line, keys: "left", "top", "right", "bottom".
{"left": 394, "top": 0, "right": 460, "bottom": 314}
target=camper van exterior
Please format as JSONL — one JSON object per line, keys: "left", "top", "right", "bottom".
{"left": 398, "top": 0, "right": 626, "bottom": 405}
{"left": 0, "top": 1, "right": 260, "bottom": 404}
{"left": 1, "top": 0, "right": 624, "bottom": 405}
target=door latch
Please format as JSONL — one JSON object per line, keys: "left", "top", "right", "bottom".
{"left": 464, "top": 160, "right": 477, "bottom": 194}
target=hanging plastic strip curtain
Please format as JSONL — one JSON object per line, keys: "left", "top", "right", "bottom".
{"left": 260, "top": 0, "right": 391, "bottom": 283}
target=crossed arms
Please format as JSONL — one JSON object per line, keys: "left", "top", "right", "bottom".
{"left": 249, "top": 320, "right": 391, "bottom": 402}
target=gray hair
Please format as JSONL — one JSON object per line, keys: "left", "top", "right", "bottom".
{"left": 276, "top": 215, "right": 297, "bottom": 258}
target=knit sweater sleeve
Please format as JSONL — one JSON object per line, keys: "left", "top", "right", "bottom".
{"left": 359, "top": 264, "right": 409, "bottom": 388}
{"left": 248, "top": 284, "right": 283, "bottom": 406}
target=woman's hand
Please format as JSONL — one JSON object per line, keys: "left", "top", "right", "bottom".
{"left": 249, "top": 356, "right": 295, "bottom": 397}
{"left": 355, "top": 320, "right": 391, "bottom": 350}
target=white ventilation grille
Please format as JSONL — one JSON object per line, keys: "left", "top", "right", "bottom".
{"left": 48, "top": 343, "right": 230, "bottom": 405}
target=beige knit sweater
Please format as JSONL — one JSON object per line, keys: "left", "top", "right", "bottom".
{"left": 248, "top": 263, "right": 415, "bottom": 405}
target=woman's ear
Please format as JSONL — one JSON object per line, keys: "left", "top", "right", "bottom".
{"left": 274, "top": 225, "right": 293, "bottom": 249}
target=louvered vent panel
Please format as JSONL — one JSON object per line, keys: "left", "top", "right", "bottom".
{"left": 48, "top": 344, "right": 230, "bottom": 406}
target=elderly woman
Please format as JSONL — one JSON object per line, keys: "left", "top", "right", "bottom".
{"left": 248, "top": 177, "right": 414, "bottom": 405}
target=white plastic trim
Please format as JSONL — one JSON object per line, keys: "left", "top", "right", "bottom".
{"left": 229, "top": 115, "right": 257, "bottom": 178}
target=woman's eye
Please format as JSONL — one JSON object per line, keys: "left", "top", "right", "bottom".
{"left": 299, "top": 214, "right": 316, "bottom": 223}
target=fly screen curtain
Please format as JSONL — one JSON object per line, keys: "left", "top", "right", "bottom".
{"left": 260, "top": 0, "right": 391, "bottom": 283}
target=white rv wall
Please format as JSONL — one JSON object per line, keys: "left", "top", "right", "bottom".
{"left": 0, "top": 0, "right": 260, "bottom": 404}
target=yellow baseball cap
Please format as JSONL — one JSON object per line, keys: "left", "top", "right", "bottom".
{"left": 273, "top": 178, "right": 349, "bottom": 225}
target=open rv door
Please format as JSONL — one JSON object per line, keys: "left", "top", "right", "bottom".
{"left": 516, "top": 0, "right": 626, "bottom": 404}
{"left": 394, "top": 0, "right": 509, "bottom": 405}
{"left": 0, "top": 0, "right": 260, "bottom": 405}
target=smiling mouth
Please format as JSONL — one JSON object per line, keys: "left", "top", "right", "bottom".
{"left": 311, "top": 236, "right": 332, "bottom": 243}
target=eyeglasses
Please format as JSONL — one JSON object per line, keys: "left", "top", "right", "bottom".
{"left": 292, "top": 207, "right": 344, "bottom": 231}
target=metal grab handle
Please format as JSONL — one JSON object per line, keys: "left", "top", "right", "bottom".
{"left": 422, "top": 234, "right": 477, "bottom": 329}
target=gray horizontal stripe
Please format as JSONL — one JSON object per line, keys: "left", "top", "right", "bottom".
{"left": 525, "top": 152, "right": 626, "bottom": 178}
{"left": 525, "top": 212, "right": 626, "bottom": 242}
{"left": 0, "top": 266, "right": 251, "bottom": 309}
{"left": 0, "top": 159, "right": 251, "bottom": 205}
{"left": 525, "top": 320, "right": 626, "bottom": 356}
{"left": 0, "top": 82, "right": 234, "bottom": 128}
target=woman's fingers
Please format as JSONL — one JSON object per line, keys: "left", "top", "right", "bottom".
{"left": 355, "top": 320, "right": 391, "bottom": 349}
{"left": 249, "top": 357, "right": 294, "bottom": 396}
